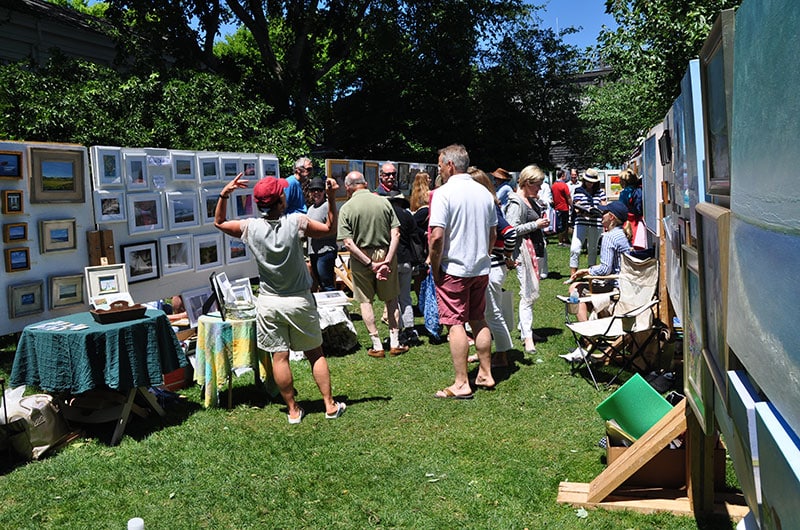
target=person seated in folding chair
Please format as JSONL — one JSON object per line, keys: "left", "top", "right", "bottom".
{"left": 560, "top": 200, "right": 631, "bottom": 361}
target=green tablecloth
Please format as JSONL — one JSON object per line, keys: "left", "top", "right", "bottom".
{"left": 10, "top": 309, "right": 187, "bottom": 394}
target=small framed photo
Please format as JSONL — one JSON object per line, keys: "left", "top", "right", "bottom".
{"left": 242, "top": 158, "right": 258, "bottom": 178}
{"left": 123, "top": 151, "right": 149, "bottom": 190}
{"left": 682, "top": 244, "right": 713, "bottom": 434}
{"left": 231, "top": 189, "right": 254, "bottom": 219}
{"left": 193, "top": 232, "right": 224, "bottom": 271}
{"left": 91, "top": 146, "right": 123, "bottom": 187}
{"left": 166, "top": 191, "right": 199, "bottom": 230}
{"left": 160, "top": 234, "right": 194, "bottom": 275}
{"left": 29, "top": 147, "right": 86, "bottom": 203}
{"left": 260, "top": 157, "right": 279, "bottom": 178}
{"left": 326, "top": 159, "right": 349, "bottom": 197}
{"left": 181, "top": 285, "right": 216, "bottom": 328}
{"left": 221, "top": 157, "right": 241, "bottom": 179}
{"left": 0, "top": 150, "right": 23, "bottom": 179}
{"left": 5, "top": 247, "right": 30, "bottom": 273}
{"left": 2, "top": 189, "right": 24, "bottom": 214}
{"left": 39, "top": 219, "right": 77, "bottom": 253}
{"left": 120, "top": 240, "right": 159, "bottom": 283}
{"left": 85, "top": 263, "right": 128, "bottom": 299}
{"left": 49, "top": 274, "right": 84, "bottom": 309}
{"left": 198, "top": 154, "right": 220, "bottom": 182}
{"left": 93, "top": 189, "right": 127, "bottom": 223}
{"left": 364, "top": 161, "right": 379, "bottom": 190}
{"left": 127, "top": 192, "right": 164, "bottom": 235}
{"left": 171, "top": 151, "right": 196, "bottom": 182}
{"left": 200, "top": 187, "right": 224, "bottom": 224}
{"left": 8, "top": 281, "right": 44, "bottom": 318}
{"left": 225, "top": 235, "right": 249, "bottom": 264}
{"left": 3, "top": 222, "right": 27, "bottom": 243}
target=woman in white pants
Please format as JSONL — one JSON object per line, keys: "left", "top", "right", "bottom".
{"left": 570, "top": 169, "right": 606, "bottom": 275}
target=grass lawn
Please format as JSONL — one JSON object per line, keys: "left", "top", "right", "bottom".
{"left": 0, "top": 243, "right": 739, "bottom": 529}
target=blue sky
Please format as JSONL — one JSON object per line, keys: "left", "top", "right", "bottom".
{"left": 535, "top": 0, "right": 618, "bottom": 50}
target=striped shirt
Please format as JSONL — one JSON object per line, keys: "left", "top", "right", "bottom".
{"left": 490, "top": 204, "right": 518, "bottom": 267}
{"left": 589, "top": 226, "right": 631, "bottom": 277}
{"left": 572, "top": 185, "right": 606, "bottom": 228}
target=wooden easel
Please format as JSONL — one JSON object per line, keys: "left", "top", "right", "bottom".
{"left": 334, "top": 252, "right": 354, "bottom": 292}
{"left": 557, "top": 400, "right": 748, "bottom": 519}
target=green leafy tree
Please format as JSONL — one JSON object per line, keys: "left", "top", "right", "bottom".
{"left": 584, "top": 0, "right": 742, "bottom": 165}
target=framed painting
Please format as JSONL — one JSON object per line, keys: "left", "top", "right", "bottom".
{"left": 2, "top": 189, "right": 23, "bottom": 214}
{"left": 123, "top": 152, "right": 149, "bottom": 190}
{"left": 120, "top": 241, "right": 159, "bottom": 283}
{"left": 84, "top": 263, "right": 128, "bottom": 299}
{"left": 242, "top": 158, "right": 258, "bottom": 178}
{"left": 166, "top": 191, "right": 199, "bottom": 230}
{"left": 93, "top": 189, "right": 127, "bottom": 223}
{"left": 39, "top": 219, "right": 77, "bottom": 253}
{"left": 127, "top": 192, "right": 164, "bottom": 235}
{"left": 3, "top": 222, "right": 27, "bottom": 243}
{"left": 225, "top": 235, "right": 249, "bottom": 264}
{"left": 397, "top": 162, "right": 411, "bottom": 192}
{"left": 0, "top": 150, "right": 23, "bottom": 179}
{"left": 696, "top": 202, "right": 730, "bottom": 398}
{"left": 181, "top": 285, "right": 215, "bottom": 328}
{"left": 198, "top": 154, "right": 220, "bottom": 182}
{"left": 91, "top": 146, "right": 122, "bottom": 187}
{"left": 8, "top": 281, "right": 44, "bottom": 318}
{"left": 260, "top": 157, "right": 279, "bottom": 178}
{"left": 364, "top": 161, "right": 379, "bottom": 191}
{"left": 326, "top": 159, "right": 349, "bottom": 198}
{"left": 29, "top": 147, "right": 86, "bottom": 203}
{"left": 171, "top": 151, "right": 196, "bottom": 182}
{"left": 49, "top": 274, "right": 84, "bottom": 309}
{"left": 200, "top": 187, "right": 224, "bottom": 224}
{"left": 682, "top": 244, "right": 714, "bottom": 434}
{"left": 221, "top": 157, "right": 241, "bottom": 179}
{"left": 5, "top": 247, "right": 30, "bottom": 273}
{"left": 231, "top": 189, "right": 254, "bottom": 219}
{"left": 699, "top": 9, "right": 735, "bottom": 197}
{"left": 193, "top": 232, "right": 224, "bottom": 271}
{"left": 160, "top": 234, "right": 194, "bottom": 275}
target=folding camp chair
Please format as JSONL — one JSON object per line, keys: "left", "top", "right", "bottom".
{"left": 557, "top": 253, "right": 664, "bottom": 389}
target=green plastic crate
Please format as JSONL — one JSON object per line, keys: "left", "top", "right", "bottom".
{"left": 595, "top": 373, "right": 673, "bottom": 440}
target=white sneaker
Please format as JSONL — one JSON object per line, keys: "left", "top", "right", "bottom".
{"left": 559, "top": 346, "right": 588, "bottom": 362}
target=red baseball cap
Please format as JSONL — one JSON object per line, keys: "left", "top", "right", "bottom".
{"left": 252, "top": 177, "right": 288, "bottom": 208}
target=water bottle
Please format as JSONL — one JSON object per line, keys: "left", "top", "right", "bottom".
{"left": 568, "top": 291, "right": 579, "bottom": 304}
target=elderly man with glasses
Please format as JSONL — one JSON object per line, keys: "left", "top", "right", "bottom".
{"left": 285, "top": 157, "right": 314, "bottom": 214}
{"left": 376, "top": 162, "right": 400, "bottom": 196}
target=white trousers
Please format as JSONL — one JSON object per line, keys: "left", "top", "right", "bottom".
{"left": 484, "top": 265, "right": 513, "bottom": 352}
{"left": 570, "top": 223, "right": 601, "bottom": 269}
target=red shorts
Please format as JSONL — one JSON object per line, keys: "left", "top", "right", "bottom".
{"left": 435, "top": 272, "right": 489, "bottom": 325}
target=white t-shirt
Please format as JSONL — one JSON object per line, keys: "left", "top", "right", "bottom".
{"left": 429, "top": 174, "right": 497, "bottom": 277}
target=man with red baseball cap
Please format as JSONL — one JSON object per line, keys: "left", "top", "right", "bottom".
{"left": 215, "top": 173, "right": 346, "bottom": 424}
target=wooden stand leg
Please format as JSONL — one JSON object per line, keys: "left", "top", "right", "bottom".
{"left": 136, "top": 387, "right": 166, "bottom": 417}
{"left": 110, "top": 389, "right": 136, "bottom": 446}
{"left": 687, "top": 409, "right": 716, "bottom": 515}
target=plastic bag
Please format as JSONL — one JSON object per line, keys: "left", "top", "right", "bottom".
{"left": 3, "top": 391, "right": 72, "bottom": 460}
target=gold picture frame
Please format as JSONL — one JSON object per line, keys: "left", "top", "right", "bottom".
{"left": 39, "top": 219, "right": 77, "bottom": 253}
{"left": 3, "top": 222, "right": 28, "bottom": 243}
{"left": 5, "top": 247, "right": 31, "bottom": 273}
{"left": 0, "top": 150, "right": 23, "bottom": 179}
{"left": 2, "top": 189, "right": 23, "bottom": 214}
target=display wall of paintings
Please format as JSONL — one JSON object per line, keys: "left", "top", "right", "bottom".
{"left": 30, "top": 147, "right": 86, "bottom": 204}
{"left": 325, "top": 159, "right": 437, "bottom": 195}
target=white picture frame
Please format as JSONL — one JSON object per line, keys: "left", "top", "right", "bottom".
{"left": 225, "top": 235, "right": 249, "bottom": 264}
{"left": 166, "top": 191, "right": 199, "bottom": 230}
{"left": 123, "top": 151, "right": 149, "bottom": 190}
{"left": 127, "top": 192, "right": 164, "bottom": 235}
{"left": 197, "top": 154, "right": 220, "bottom": 182}
{"left": 171, "top": 151, "right": 197, "bottom": 182}
{"left": 242, "top": 157, "right": 258, "bottom": 178}
{"left": 181, "top": 285, "right": 216, "bottom": 328}
{"left": 93, "top": 189, "right": 127, "bottom": 223}
{"left": 259, "top": 156, "right": 280, "bottom": 178}
{"left": 160, "top": 234, "right": 194, "bottom": 275}
{"left": 193, "top": 232, "right": 224, "bottom": 271}
{"left": 220, "top": 157, "right": 241, "bottom": 179}
{"left": 91, "top": 146, "right": 123, "bottom": 188}
{"left": 84, "top": 263, "right": 129, "bottom": 300}
{"left": 200, "top": 187, "right": 224, "bottom": 224}
{"left": 231, "top": 188, "right": 255, "bottom": 219}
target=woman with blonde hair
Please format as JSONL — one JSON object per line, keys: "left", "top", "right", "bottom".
{"left": 409, "top": 172, "right": 431, "bottom": 302}
{"left": 504, "top": 164, "right": 550, "bottom": 354}
{"left": 467, "top": 167, "right": 517, "bottom": 368}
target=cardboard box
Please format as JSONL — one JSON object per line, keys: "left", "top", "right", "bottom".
{"left": 607, "top": 441, "right": 726, "bottom": 489}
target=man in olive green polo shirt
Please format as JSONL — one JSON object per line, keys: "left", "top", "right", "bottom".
{"left": 338, "top": 171, "right": 408, "bottom": 358}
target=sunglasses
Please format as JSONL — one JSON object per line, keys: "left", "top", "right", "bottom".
{"left": 381, "top": 171, "right": 397, "bottom": 177}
